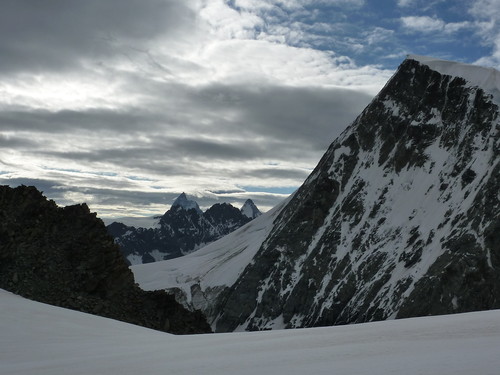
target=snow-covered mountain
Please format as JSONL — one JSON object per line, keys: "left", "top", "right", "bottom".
{"left": 3, "top": 288, "right": 500, "bottom": 375}
{"left": 172, "top": 192, "right": 203, "bottom": 214}
{"left": 241, "top": 199, "right": 262, "bottom": 219}
{"left": 133, "top": 55, "right": 500, "bottom": 332}
{"left": 108, "top": 194, "right": 262, "bottom": 265}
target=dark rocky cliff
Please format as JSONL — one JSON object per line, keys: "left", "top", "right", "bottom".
{"left": 0, "top": 185, "right": 211, "bottom": 334}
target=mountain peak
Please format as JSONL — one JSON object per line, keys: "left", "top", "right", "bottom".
{"left": 132, "top": 56, "right": 500, "bottom": 332}
{"left": 407, "top": 54, "right": 500, "bottom": 100}
{"left": 240, "top": 199, "right": 262, "bottom": 219}
{"left": 171, "top": 193, "right": 202, "bottom": 214}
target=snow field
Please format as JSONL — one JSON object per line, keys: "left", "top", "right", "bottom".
{"left": 1, "top": 289, "right": 500, "bottom": 375}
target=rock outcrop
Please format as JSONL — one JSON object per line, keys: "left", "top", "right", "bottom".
{"left": 0, "top": 185, "right": 211, "bottom": 334}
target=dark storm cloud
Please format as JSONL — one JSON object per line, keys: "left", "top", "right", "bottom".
{"left": 172, "top": 138, "right": 260, "bottom": 160}
{"left": 37, "top": 148, "right": 199, "bottom": 178}
{"left": 0, "top": 134, "right": 37, "bottom": 149}
{"left": 36, "top": 134, "right": 312, "bottom": 174}
{"left": 184, "top": 83, "right": 373, "bottom": 150}
{"left": 243, "top": 167, "right": 311, "bottom": 181}
{"left": 0, "top": 107, "right": 161, "bottom": 133}
{"left": 1, "top": 77, "right": 372, "bottom": 191}
{"left": 1, "top": 76, "right": 371, "bottom": 159}
{"left": 0, "top": 0, "right": 195, "bottom": 74}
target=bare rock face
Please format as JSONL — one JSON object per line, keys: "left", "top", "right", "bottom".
{"left": 211, "top": 58, "right": 500, "bottom": 332}
{"left": 0, "top": 185, "right": 211, "bottom": 334}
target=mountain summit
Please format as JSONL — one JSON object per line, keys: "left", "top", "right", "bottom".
{"left": 133, "top": 56, "right": 500, "bottom": 332}
{"left": 171, "top": 193, "right": 203, "bottom": 214}
{"left": 240, "top": 199, "right": 262, "bottom": 219}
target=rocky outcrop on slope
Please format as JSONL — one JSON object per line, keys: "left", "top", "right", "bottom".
{"left": 0, "top": 185, "right": 211, "bottom": 334}
{"left": 108, "top": 194, "right": 260, "bottom": 265}
{"left": 210, "top": 57, "right": 500, "bottom": 331}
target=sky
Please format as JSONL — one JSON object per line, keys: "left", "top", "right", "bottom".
{"left": 1, "top": 0, "right": 499, "bottom": 218}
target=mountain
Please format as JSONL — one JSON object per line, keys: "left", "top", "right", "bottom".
{"left": 0, "top": 185, "right": 211, "bottom": 334}
{"left": 241, "top": 199, "right": 262, "bottom": 219}
{"left": 172, "top": 192, "right": 203, "bottom": 214}
{"left": 107, "top": 194, "right": 261, "bottom": 265}
{"left": 132, "top": 55, "right": 500, "bottom": 332}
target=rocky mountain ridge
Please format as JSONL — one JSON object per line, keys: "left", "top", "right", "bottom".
{"left": 108, "top": 194, "right": 261, "bottom": 265}
{"left": 0, "top": 185, "right": 211, "bottom": 334}
{"left": 132, "top": 55, "right": 500, "bottom": 332}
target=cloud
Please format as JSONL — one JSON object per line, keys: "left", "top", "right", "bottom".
{"left": 0, "top": 80, "right": 372, "bottom": 189}
{"left": 396, "top": 0, "right": 415, "bottom": 7}
{"left": 0, "top": 0, "right": 197, "bottom": 75}
{"left": 400, "top": 16, "right": 471, "bottom": 34}
{"left": 364, "top": 27, "right": 395, "bottom": 46}
{"left": 0, "top": 0, "right": 400, "bottom": 217}
{"left": 469, "top": 0, "right": 500, "bottom": 67}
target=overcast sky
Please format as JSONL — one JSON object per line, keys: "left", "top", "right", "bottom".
{"left": 1, "top": 0, "right": 499, "bottom": 218}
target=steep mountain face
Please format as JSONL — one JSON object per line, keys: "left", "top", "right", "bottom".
{"left": 133, "top": 56, "right": 499, "bottom": 332}
{"left": 0, "top": 185, "right": 211, "bottom": 334}
{"left": 108, "top": 195, "right": 260, "bottom": 265}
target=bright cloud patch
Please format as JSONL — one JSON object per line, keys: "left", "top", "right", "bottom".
{"left": 400, "top": 16, "right": 471, "bottom": 34}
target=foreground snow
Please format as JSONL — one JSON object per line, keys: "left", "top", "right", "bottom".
{"left": 1, "top": 289, "right": 500, "bottom": 375}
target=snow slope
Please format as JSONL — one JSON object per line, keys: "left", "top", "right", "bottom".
{"left": 2, "top": 288, "right": 500, "bottom": 375}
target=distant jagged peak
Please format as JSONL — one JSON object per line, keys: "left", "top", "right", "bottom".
{"left": 171, "top": 192, "right": 203, "bottom": 214}
{"left": 240, "top": 199, "right": 262, "bottom": 219}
